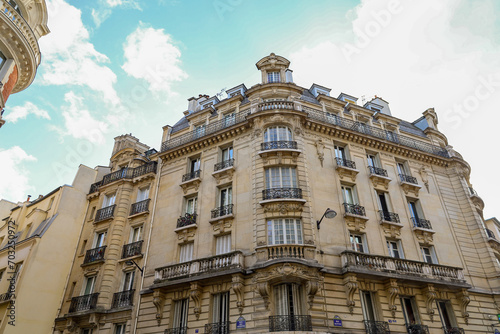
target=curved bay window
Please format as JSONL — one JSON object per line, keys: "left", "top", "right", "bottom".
{"left": 270, "top": 283, "right": 311, "bottom": 331}
{"left": 267, "top": 219, "right": 303, "bottom": 245}
{"left": 263, "top": 167, "right": 301, "bottom": 200}
{"left": 262, "top": 126, "right": 296, "bottom": 150}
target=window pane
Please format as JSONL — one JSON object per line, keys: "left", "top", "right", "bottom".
{"left": 179, "top": 243, "right": 193, "bottom": 262}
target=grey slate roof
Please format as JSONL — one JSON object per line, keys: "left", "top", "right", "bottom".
{"left": 300, "top": 89, "right": 321, "bottom": 105}
{"left": 171, "top": 116, "right": 190, "bottom": 134}
{"left": 399, "top": 120, "right": 427, "bottom": 138}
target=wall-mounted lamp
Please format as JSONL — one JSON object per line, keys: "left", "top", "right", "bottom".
{"left": 317, "top": 208, "right": 337, "bottom": 229}
{"left": 125, "top": 259, "right": 144, "bottom": 276}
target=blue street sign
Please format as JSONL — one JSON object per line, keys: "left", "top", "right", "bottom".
{"left": 333, "top": 315, "right": 342, "bottom": 327}
{"left": 236, "top": 316, "right": 246, "bottom": 329}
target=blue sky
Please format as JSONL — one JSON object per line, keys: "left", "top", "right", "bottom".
{"left": 1, "top": 0, "right": 499, "bottom": 219}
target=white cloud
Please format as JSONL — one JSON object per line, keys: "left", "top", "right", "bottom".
{"left": 4, "top": 102, "right": 51, "bottom": 123}
{"left": 92, "top": 0, "right": 141, "bottom": 27}
{"left": 40, "top": 0, "right": 119, "bottom": 105}
{"left": 0, "top": 147, "right": 36, "bottom": 202}
{"left": 122, "top": 24, "right": 188, "bottom": 97}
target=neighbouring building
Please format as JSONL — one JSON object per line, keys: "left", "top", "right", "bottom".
{"left": 0, "top": 164, "right": 96, "bottom": 333}
{"left": 54, "top": 54, "right": 499, "bottom": 334}
{"left": 0, "top": 0, "right": 49, "bottom": 127}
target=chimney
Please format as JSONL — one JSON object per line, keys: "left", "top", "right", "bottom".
{"left": 27, "top": 195, "right": 31, "bottom": 202}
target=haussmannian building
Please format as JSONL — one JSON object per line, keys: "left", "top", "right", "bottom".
{"left": 53, "top": 54, "right": 499, "bottom": 334}
{"left": 0, "top": 0, "right": 49, "bottom": 127}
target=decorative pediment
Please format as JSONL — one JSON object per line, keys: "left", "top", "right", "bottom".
{"left": 256, "top": 53, "right": 290, "bottom": 71}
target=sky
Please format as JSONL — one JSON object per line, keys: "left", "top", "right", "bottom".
{"left": 0, "top": 0, "right": 499, "bottom": 219}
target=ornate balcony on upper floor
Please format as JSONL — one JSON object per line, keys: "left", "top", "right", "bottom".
{"left": 83, "top": 246, "right": 106, "bottom": 265}
{"left": 257, "top": 100, "right": 295, "bottom": 112}
{"left": 411, "top": 217, "right": 435, "bottom": 243}
{"left": 122, "top": 240, "right": 143, "bottom": 259}
{"left": 269, "top": 315, "right": 312, "bottom": 332}
{"left": 94, "top": 204, "right": 116, "bottom": 223}
{"left": 399, "top": 173, "right": 421, "bottom": 197}
{"left": 485, "top": 228, "right": 500, "bottom": 252}
{"left": 130, "top": 199, "right": 150, "bottom": 216}
{"left": 69, "top": 293, "right": 99, "bottom": 313}
{"left": 205, "top": 322, "right": 231, "bottom": 334}
{"left": 210, "top": 204, "right": 234, "bottom": 220}
{"left": 343, "top": 203, "right": 369, "bottom": 232}
{"left": 176, "top": 213, "right": 197, "bottom": 229}
{"left": 379, "top": 210, "right": 403, "bottom": 235}
{"left": 88, "top": 161, "right": 157, "bottom": 194}
{"left": 468, "top": 186, "right": 485, "bottom": 212}
{"left": 256, "top": 243, "right": 316, "bottom": 263}
{"left": 368, "top": 166, "right": 391, "bottom": 189}
{"left": 406, "top": 324, "right": 429, "bottom": 334}
{"left": 443, "top": 327, "right": 465, "bottom": 334}
{"left": 258, "top": 140, "right": 301, "bottom": 165}
{"left": 364, "top": 320, "right": 390, "bottom": 334}
{"left": 180, "top": 170, "right": 201, "bottom": 194}
{"left": 111, "top": 289, "right": 134, "bottom": 309}
{"left": 212, "top": 159, "right": 235, "bottom": 184}
{"left": 335, "top": 157, "right": 359, "bottom": 182}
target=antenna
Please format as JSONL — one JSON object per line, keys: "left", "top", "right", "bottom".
{"left": 361, "top": 95, "right": 366, "bottom": 104}
{"left": 216, "top": 87, "right": 227, "bottom": 100}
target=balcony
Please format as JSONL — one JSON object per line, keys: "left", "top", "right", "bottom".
{"left": 261, "top": 140, "right": 298, "bottom": 151}
{"left": 258, "top": 141, "right": 300, "bottom": 164}
{"left": 122, "top": 240, "right": 143, "bottom": 258}
{"left": 211, "top": 204, "right": 234, "bottom": 219}
{"left": 258, "top": 244, "right": 316, "bottom": 262}
{"left": 341, "top": 251, "right": 468, "bottom": 286}
{"left": 485, "top": 228, "right": 500, "bottom": 252}
{"left": 335, "top": 157, "right": 359, "bottom": 182}
{"left": 262, "top": 188, "right": 302, "bottom": 200}
{"left": 177, "top": 213, "right": 197, "bottom": 229}
{"left": 468, "top": 186, "right": 485, "bottom": 212}
{"left": 258, "top": 100, "right": 294, "bottom": 111}
{"left": 69, "top": 293, "right": 99, "bottom": 313}
{"left": 379, "top": 210, "right": 402, "bottom": 234}
{"left": 94, "top": 204, "right": 116, "bottom": 222}
{"left": 130, "top": 199, "right": 150, "bottom": 216}
{"left": 88, "top": 161, "right": 157, "bottom": 194}
{"left": 214, "top": 158, "right": 234, "bottom": 172}
{"left": 182, "top": 169, "right": 201, "bottom": 182}
{"left": 379, "top": 210, "right": 400, "bottom": 223}
{"left": 83, "top": 246, "right": 106, "bottom": 265}
{"left": 154, "top": 251, "right": 243, "bottom": 284}
{"left": 486, "top": 228, "right": 496, "bottom": 239}
{"left": 205, "top": 321, "right": 230, "bottom": 334}
{"left": 180, "top": 170, "right": 202, "bottom": 194}
{"left": 443, "top": 328, "right": 465, "bottom": 334}
{"left": 269, "top": 315, "right": 312, "bottom": 332}
{"left": 399, "top": 174, "right": 421, "bottom": 196}
{"left": 412, "top": 217, "right": 433, "bottom": 230}
{"left": 165, "top": 328, "right": 187, "bottom": 334}
{"left": 213, "top": 159, "right": 235, "bottom": 184}
{"left": 344, "top": 203, "right": 366, "bottom": 216}
{"left": 368, "top": 166, "right": 391, "bottom": 189}
{"left": 343, "top": 203, "right": 369, "bottom": 231}
{"left": 364, "top": 320, "right": 390, "bottom": 334}
{"left": 111, "top": 289, "right": 134, "bottom": 308}
{"left": 406, "top": 324, "right": 429, "bottom": 334}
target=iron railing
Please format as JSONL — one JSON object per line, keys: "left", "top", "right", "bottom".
{"left": 261, "top": 141, "right": 298, "bottom": 151}
{"left": 211, "top": 204, "right": 234, "bottom": 219}
{"left": 411, "top": 217, "right": 433, "bottom": 230}
{"left": 69, "top": 293, "right": 99, "bottom": 313}
{"left": 177, "top": 213, "right": 197, "bottom": 228}
{"left": 399, "top": 173, "right": 418, "bottom": 184}
{"left": 122, "top": 240, "right": 143, "bottom": 258}
{"left": 165, "top": 328, "right": 188, "bottom": 334}
{"left": 89, "top": 181, "right": 102, "bottom": 194}
{"left": 161, "top": 110, "right": 250, "bottom": 152}
{"left": 336, "top": 157, "right": 356, "bottom": 169}
{"left": 132, "top": 162, "right": 157, "bottom": 177}
{"left": 486, "top": 228, "right": 496, "bottom": 239}
{"left": 443, "top": 328, "right": 465, "bottom": 334}
{"left": 262, "top": 188, "right": 302, "bottom": 200}
{"left": 205, "top": 322, "right": 230, "bottom": 334}
{"left": 344, "top": 203, "right": 366, "bottom": 216}
{"left": 304, "top": 107, "right": 449, "bottom": 158}
{"left": 369, "top": 166, "right": 388, "bottom": 177}
{"left": 111, "top": 289, "right": 134, "bottom": 308}
{"left": 182, "top": 169, "right": 201, "bottom": 182}
{"left": 406, "top": 324, "right": 429, "bottom": 334}
{"left": 379, "top": 210, "right": 400, "bottom": 223}
{"left": 95, "top": 204, "right": 116, "bottom": 222}
{"left": 130, "top": 199, "right": 150, "bottom": 216}
{"left": 88, "top": 161, "right": 157, "bottom": 193}
{"left": 214, "top": 159, "right": 234, "bottom": 172}
{"left": 364, "top": 320, "right": 390, "bottom": 334}
{"left": 269, "top": 315, "right": 312, "bottom": 332}
{"left": 83, "top": 246, "right": 106, "bottom": 264}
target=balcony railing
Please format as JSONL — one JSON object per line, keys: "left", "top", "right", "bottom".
{"left": 95, "top": 204, "right": 116, "bottom": 222}
{"left": 205, "top": 321, "right": 230, "bottom": 334}
{"left": 122, "top": 240, "right": 143, "bottom": 258}
{"left": 69, "top": 293, "right": 99, "bottom": 313}
{"left": 262, "top": 188, "right": 302, "bottom": 200}
{"left": 411, "top": 217, "right": 433, "bottom": 230}
{"left": 379, "top": 210, "right": 400, "bottom": 223}
{"left": 364, "top": 320, "right": 390, "bottom": 334}
{"left": 214, "top": 159, "right": 234, "bottom": 172}
{"left": 486, "top": 228, "right": 496, "bottom": 239}
{"left": 211, "top": 204, "right": 234, "bottom": 219}
{"left": 165, "top": 328, "right": 188, "bottom": 334}
{"left": 368, "top": 166, "right": 388, "bottom": 177}
{"left": 258, "top": 100, "right": 294, "bottom": 111}
{"left": 399, "top": 173, "right": 418, "bottom": 184}
{"left": 342, "top": 251, "right": 465, "bottom": 282}
{"left": 130, "top": 199, "right": 150, "bottom": 216}
{"left": 161, "top": 110, "right": 250, "bottom": 152}
{"left": 336, "top": 157, "right": 356, "bottom": 169}
{"left": 267, "top": 244, "right": 306, "bottom": 260}
{"left": 111, "top": 289, "right": 134, "bottom": 308}
{"left": 88, "top": 161, "right": 157, "bottom": 193}
{"left": 344, "top": 203, "right": 366, "bottom": 217}
{"left": 155, "top": 251, "right": 243, "bottom": 282}
{"left": 83, "top": 246, "right": 106, "bottom": 264}
{"left": 304, "top": 107, "right": 450, "bottom": 158}
{"left": 407, "top": 324, "right": 429, "bottom": 334}
{"left": 177, "top": 213, "right": 197, "bottom": 228}
{"left": 0, "top": 292, "right": 13, "bottom": 302}
{"left": 182, "top": 169, "right": 201, "bottom": 182}
{"left": 468, "top": 187, "right": 478, "bottom": 196}
{"left": 443, "top": 328, "right": 465, "bottom": 334}
{"left": 261, "top": 141, "right": 298, "bottom": 151}
{"left": 269, "top": 315, "right": 312, "bottom": 332}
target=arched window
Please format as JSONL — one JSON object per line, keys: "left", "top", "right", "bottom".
{"left": 264, "top": 126, "right": 293, "bottom": 142}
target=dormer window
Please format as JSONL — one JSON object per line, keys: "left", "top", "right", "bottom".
{"left": 267, "top": 72, "right": 281, "bottom": 83}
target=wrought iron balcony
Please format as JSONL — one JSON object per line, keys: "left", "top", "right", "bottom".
{"left": 69, "top": 293, "right": 99, "bottom": 313}
{"left": 111, "top": 289, "right": 134, "bottom": 308}
{"left": 83, "top": 246, "right": 106, "bottom": 264}
{"left": 211, "top": 204, "right": 234, "bottom": 219}
{"left": 88, "top": 161, "right": 157, "bottom": 193}
{"left": 411, "top": 217, "right": 433, "bottom": 230}
{"left": 133, "top": 161, "right": 157, "bottom": 177}
{"left": 443, "top": 328, "right": 465, "bottom": 334}
{"left": 130, "top": 199, "right": 150, "bottom": 216}
{"left": 407, "top": 324, "right": 429, "bottom": 334}
{"left": 182, "top": 169, "right": 201, "bottom": 182}
{"left": 399, "top": 173, "right": 418, "bottom": 184}
{"left": 258, "top": 100, "right": 294, "bottom": 111}
{"left": 95, "top": 204, "right": 116, "bottom": 222}
{"left": 214, "top": 158, "right": 234, "bottom": 171}
{"left": 205, "top": 321, "right": 230, "bottom": 334}
{"left": 261, "top": 141, "right": 298, "bottom": 151}
{"left": 344, "top": 203, "right": 366, "bottom": 217}
{"left": 336, "top": 157, "right": 356, "bottom": 169}
{"left": 177, "top": 213, "right": 197, "bottom": 228}
{"left": 364, "top": 320, "right": 390, "bottom": 334}
{"left": 89, "top": 181, "right": 102, "bottom": 194}
{"left": 122, "top": 240, "right": 143, "bottom": 258}
{"left": 269, "top": 315, "right": 312, "bottom": 332}
{"left": 486, "top": 228, "right": 496, "bottom": 239}
{"left": 368, "top": 166, "right": 388, "bottom": 177}
{"left": 262, "top": 188, "right": 302, "bottom": 200}
{"left": 379, "top": 210, "right": 400, "bottom": 223}
{"left": 165, "top": 328, "right": 188, "bottom": 334}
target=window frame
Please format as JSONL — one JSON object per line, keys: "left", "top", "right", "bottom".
{"left": 400, "top": 296, "right": 421, "bottom": 325}
{"left": 114, "top": 324, "right": 126, "bottom": 334}
{"left": 211, "top": 291, "right": 230, "bottom": 324}
{"left": 420, "top": 245, "right": 438, "bottom": 264}
{"left": 341, "top": 184, "right": 358, "bottom": 205}
{"left": 267, "top": 218, "right": 303, "bottom": 245}
{"left": 221, "top": 145, "right": 233, "bottom": 162}
{"left": 102, "top": 193, "right": 116, "bottom": 208}
{"left": 407, "top": 199, "right": 425, "bottom": 221}
{"left": 273, "top": 283, "right": 305, "bottom": 316}
{"left": 436, "top": 300, "right": 458, "bottom": 328}
{"left": 121, "top": 271, "right": 135, "bottom": 291}
{"left": 129, "top": 225, "right": 143, "bottom": 243}
{"left": 179, "top": 242, "right": 194, "bottom": 263}
{"left": 93, "top": 231, "right": 107, "bottom": 248}
{"left": 185, "top": 196, "right": 198, "bottom": 214}
{"left": 215, "top": 234, "right": 231, "bottom": 255}
{"left": 172, "top": 298, "right": 189, "bottom": 330}
{"left": 136, "top": 187, "right": 150, "bottom": 202}
{"left": 350, "top": 233, "right": 368, "bottom": 253}
{"left": 386, "top": 239, "right": 404, "bottom": 259}
{"left": 334, "top": 143, "right": 350, "bottom": 160}
{"left": 265, "top": 166, "right": 298, "bottom": 189}
{"left": 267, "top": 71, "right": 281, "bottom": 83}
{"left": 264, "top": 126, "right": 293, "bottom": 142}
{"left": 360, "top": 290, "right": 379, "bottom": 321}
{"left": 81, "top": 275, "right": 96, "bottom": 295}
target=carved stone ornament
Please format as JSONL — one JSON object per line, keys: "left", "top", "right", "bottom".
{"left": 423, "top": 284, "right": 437, "bottom": 322}
{"left": 385, "top": 279, "right": 398, "bottom": 318}
{"left": 419, "top": 166, "right": 430, "bottom": 193}
{"left": 306, "top": 280, "right": 319, "bottom": 309}
{"left": 457, "top": 288, "right": 470, "bottom": 325}
{"left": 88, "top": 313, "right": 100, "bottom": 328}
{"left": 380, "top": 221, "right": 403, "bottom": 238}
{"left": 369, "top": 174, "right": 391, "bottom": 190}
{"left": 232, "top": 275, "right": 245, "bottom": 315}
{"left": 212, "top": 220, "right": 233, "bottom": 234}
{"left": 65, "top": 318, "right": 77, "bottom": 333}
{"left": 336, "top": 165, "right": 359, "bottom": 183}
{"left": 152, "top": 289, "right": 166, "bottom": 326}
{"left": 315, "top": 139, "right": 325, "bottom": 167}
{"left": 255, "top": 281, "right": 270, "bottom": 309}
{"left": 400, "top": 182, "right": 421, "bottom": 197}
{"left": 180, "top": 178, "right": 201, "bottom": 195}
{"left": 176, "top": 228, "right": 196, "bottom": 242}
{"left": 212, "top": 167, "right": 234, "bottom": 185}
{"left": 262, "top": 202, "right": 304, "bottom": 216}
{"left": 190, "top": 282, "right": 203, "bottom": 320}
{"left": 345, "top": 215, "right": 368, "bottom": 232}
{"left": 343, "top": 274, "right": 358, "bottom": 314}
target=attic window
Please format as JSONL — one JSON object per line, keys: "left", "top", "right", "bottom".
{"left": 267, "top": 72, "right": 280, "bottom": 83}
{"left": 371, "top": 107, "right": 381, "bottom": 112}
